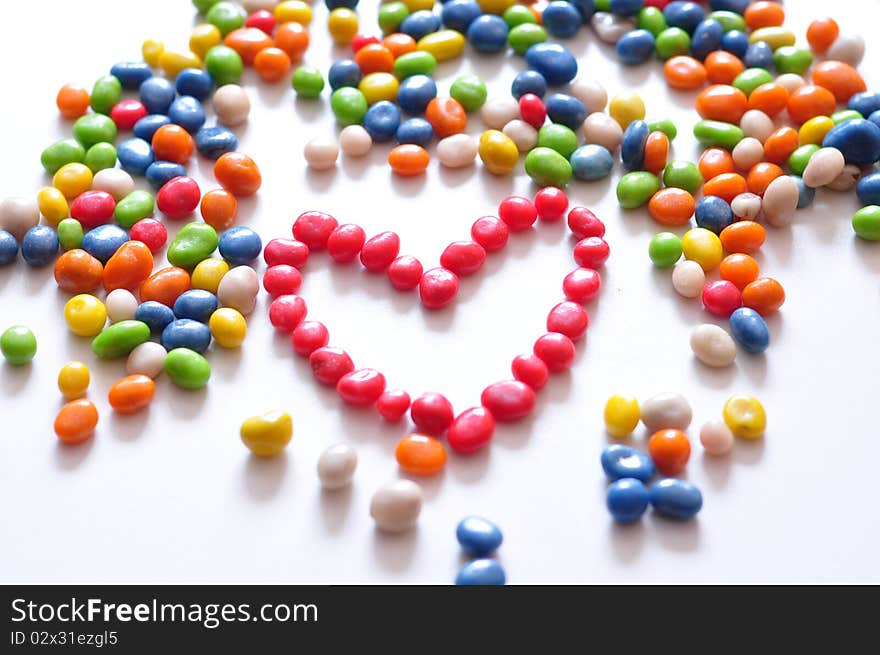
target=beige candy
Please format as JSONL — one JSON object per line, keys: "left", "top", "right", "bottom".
{"left": 480, "top": 97, "right": 519, "bottom": 130}
{"left": 126, "top": 342, "right": 166, "bottom": 379}
{"left": 826, "top": 34, "right": 865, "bottom": 67}
{"left": 732, "top": 137, "right": 764, "bottom": 171}
{"left": 213, "top": 84, "right": 250, "bottom": 126}
{"left": 700, "top": 420, "right": 735, "bottom": 456}
{"left": 218, "top": 266, "right": 259, "bottom": 315}
{"left": 672, "top": 260, "right": 705, "bottom": 298}
{"left": 568, "top": 78, "right": 607, "bottom": 112}
{"left": 690, "top": 324, "right": 737, "bottom": 368}
{"left": 583, "top": 112, "right": 623, "bottom": 151}
{"left": 502, "top": 119, "right": 538, "bottom": 152}
{"left": 339, "top": 125, "right": 372, "bottom": 157}
{"left": 775, "top": 73, "right": 806, "bottom": 94}
{"left": 304, "top": 137, "right": 339, "bottom": 170}
{"left": 91, "top": 169, "right": 135, "bottom": 201}
{"left": 591, "top": 12, "right": 636, "bottom": 44}
{"left": 0, "top": 197, "right": 40, "bottom": 239}
{"left": 731, "top": 192, "right": 762, "bottom": 220}
{"left": 106, "top": 289, "right": 138, "bottom": 323}
{"left": 436, "top": 134, "right": 478, "bottom": 168}
{"left": 826, "top": 164, "right": 861, "bottom": 191}
{"left": 317, "top": 444, "right": 358, "bottom": 490}
{"left": 243, "top": 0, "right": 278, "bottom": 12}
{"left": 802, "top": 147, "right": 845, "bottom": 188}
{"left": 761, "top": 175, "right": 799, "bottom": 227}
{"left": 641, "top": 392, "right": 693, "bottom": 431}
{"left": 739, "top": 110, "right": 774, "bottom": 143}
{"left": 370, "top": 480, "right": 423, "bottom": 533}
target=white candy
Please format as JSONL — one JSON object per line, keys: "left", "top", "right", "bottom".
{"left": 775, "top": 73, "right": 805, "bottom": 94}
{"left": 732, "top": 137, "right": 764, "bottom": 171}
{"left": 217, "top": 265, "right": 259, "bottom": 315}
{"left": 690, "top": 324, "right": 737, "bottom": 368}
{"left": 105, "top": 289, "right": 138, "bottom": 323}
{"left": 502, "top": 119, "right": 538, "bottom": 152}
{"left": 339, "top": 125, "right": 372, "bottom": 157}
{"left": 731, "top": 192, "right": 762, "bottom": 220}
{"left": 480, "top": 97, "right": 519, "bottom": 130}
{"left": 671, "top": 260, "right": 705, "bottom": 298}
{"left": 370, "top": 480, "right": 423, "bottom": 533}
{"left": 436, "top": 134, "right": 478, "bottom": 168}
{"left": 761, "top": 175, "right": 799, "bottom": 227}
{"left": 126, "top": 341, "right": 167, "bottom": 379}
{"left": 739, "top": 109, "right": 774, "bottom": 143}
{"left": 826, "top": 164, "right": 861, "bottom": 191}
{"left": 826, "top": 33, "right": 865, "bottom": 67}
{"left": 583, "top": 112, "right": 623, "bottom": 151}
{"left": 802, "top": 147, "right": 845, "bottom": 188}
{"left": 567, "top": 78, "right": 607, "bottom": 112}
{"left": 91, "top": 169, "right": 135, "bottom": 201}
{"left": 213, "top": 84, "right": 250, "bottom": 127}
{"left": 304, "top": 137, "right": 339, "bottom": 170}
{"left": 317, "top": 444, "right": 358, "bottom": 490}
{"left": 641, "top": 392, "right": 693, "bottom": 432}
{"left": 700, "top": 420, "right": 734, "bottom": 456}
{"left": 0, "top": 197, "right": 40, "bottom": 240}
{"left": 591, "top": 12, "right": 636, "bottom": 44}
{"left": 242, "top": 0, "right": 278, "bottom": 12}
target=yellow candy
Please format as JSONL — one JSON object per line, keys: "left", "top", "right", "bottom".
{"left": 723, "top": 394, "right": 766, "bottom": 439}
{"left": 189, "top": 23, "right": 222, "bottom": 60}
{"left": 609, "top": 92, "right": 646, "bottom": 129}
{"left": 418, "top": 30, "right": 465, "bottom": 62}
{"left": 275, "top": 0, "right": 313, "bottom": 25}
{"left": 681, "top": 227, "right": 723, "bottom": 271}
{"left": 359, "top": 72, "right": 400, "bottom": 105}
{"left": 798, "top": 116, "right": 834, "bottom": 145}
{"left": 403, "top": 0, "right": 436, "bottom": 11}
{"left": 58, "top": 361, "right": 90, "bottom": 400}
{"left": 159, "top": 50, "right": 202, "bottom": 79}
{"left": 37, "top": 187, "right": 69, "bottom": 226}
{"left": 53, "top": 163, "right": 93, "bottom": 200}
{"left": 476, "top": 0, "right": 516, "bottom": 14}
{"left": 748, "top": 27, "right": 796, "bottom": 50}
{"left": 142, "top": 39, "right": 164, "bottom": 68}
{"left": 328, "top": 7, "right": 358, "bottom": 45}
{"left": 191, "top": 258, "right": 230, "bottom": 294}
{"left": 240, "top": 410, "right": 293, "bottom": 457}
{"left": 478, "top": 130, "right": 519, "bottom": 175}
{"left": 209, "top": 307, "right": 247, "bottom": 348}
{"left": 603, "top": 395, "right": 640, "bottom": 438}
{"left": 64, "top": 294, "right": 107, "bottom": 337}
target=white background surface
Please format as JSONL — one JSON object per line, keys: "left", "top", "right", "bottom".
{"left": 1, "top": 0, "right": 879, "bottom": 584}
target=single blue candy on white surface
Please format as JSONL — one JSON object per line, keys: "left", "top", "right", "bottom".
{"left": 606, "top": 478, "right": 650, "bottom": 523}
{"left": 601, "top": 445, "right": 655, "bottom": 483}
{"left": 616, "top": 29, "right": 656, "bottom": 66}
{"left": 570, "top": 145, "right": 614, "bottom": 181}
{"left": 650, "top": 478, "right": 703, "bottom": 519}
{"left": 728, "top": 307, "right": 770, "bottom": 353}
{"left": 525, "top": 43, "right": 578, "bottom": 86}
{"left": 456, "top": 516, "right": 503, "bottom": 556}
{"left": 455, "top": 559, "right": 506, "bottom": 586}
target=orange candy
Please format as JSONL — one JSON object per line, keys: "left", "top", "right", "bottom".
{"left": 806, "top": 17, "right": 839, "bottom": 54}
{"left": 698, "top": 147, "right": 735, "bottom": 180}
{"left": 762, "top": 127, "right": 799, "bottom": 164}
{"left": 643, "top": 131, "right": 669, "bottom": 175}
{"left": 695, "top": 84, "right": 748, "bottom": 124}
{"left": 786, "top": 85, "right": 836, "bottom": 125}
{"left": 382, "top": 33, "right": 417, "bottom": 58}
{"left": 744, "top": 1, "right": 784, "bottom": 30}
{"left": 746, "top": 162, "right": 783, "bottom": 196}
{"left": 254, "top": 47, "right": 292, "bottom": 82}
{"left": 742, "top": 277, "right": 785, "bottom": 315}
{"left": 663, "top": 56, "right": 707, "bottom": 90}
{"left": 214, "top": 152, "right": 262, "bottom": 197}
{"left": 747, "top": 82, "right": 789, "bottom": 117}
{"left": 704, "top": 51, "right": 744, "bottom": 85}
{"left": 388, "top": 144, "right": 430, "bottom": 176}
{"left": 395, "top": 433, "right": 447, "bottom": 476}
{"left": 54, "top": 399, "right": 99, "bottom": 445}
{"left": 54, "top": 249, "right": 103, "bottom": 294}
{"left": 151, "top": 124, "right": 194, "bottom": 163}
{"left": 56, "top": 84, "right": 91, "bottom": 119}
{"left": 703, "top": 172, "right": 747, "bottom": 203}
{"left": 425, "top": 97, "right": 467, "bottom": 138}
{"left": 648, "top": 429, "right": 691, "bottom": 476}
{"left": 103, "top": 241, "right": 154, "bottom": 293}
{"left": 139, "top": 266, "right": 191, "bottom": 307}
{"left": 648, "top": 188, "right": 695, "bottom": 226}
{"left": 108, "top": 374, "right": 156, "bottom": 414}
{"left": 274, "top": 22, "right": 310, "bottom": 61}
{"left": 720, "top": 253, "right": 760, "bottom": 289}
{"left": 355, "top": 43, "right": 395, "bottom": 74}
{"left": 720, "top": 220, "right": 765, "bottom": 254}
{"left": 811, "top": 60, "right": 867, "bottom": 103}
{"left": 200, "top": 188, "right": 238, "bottom": 230}
{"left": 224, "top": 27, "right": 273, "bottom": 65}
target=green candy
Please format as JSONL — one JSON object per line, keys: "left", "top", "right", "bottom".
{"left": 165, "top": 348, "right": 211, "bottom": 390}
{"left": 508, "top": 24, "right": 547, "bottom": 56}
{"left": 655, "top": 28, "right": 690, "bottom": 60}
{"left": 192, "top": 0, "right": 221, "bottom": 13}
{"left": 91, "top": 320, "right": 150, "bottom": 359}
{"left": 90, "top": 75, "right": 122, "bottom": 115}
{"left": 537, "top": 124, "right": 578, "bottom": 159}
{"left": 40, "top": 138, "right": 85, "bottom": 174}
{"left": 331, "top": 88, "right": 368, "bottom": 126}
{"left": 772, "top": 46, "right": 813, "bottom": 75}
{"left": 84, "top": 142, "right": 117, "bottom": 173}
{"left": 648, "top": 119, "right": 678, "bottom": 141}
{"left": 831, "top": 109, "right": 862, "bottom": 125}
{"left": 853, "top": 206, "right": 880, "bottom": 240}
{"left": 616, "top": 171, "right": 661, "bottom": 209}
{"left": 0, "top": 325, "right": 37, "bottom": 366}
{"left": 57, "top": 218, "right": 84, "bottom": 251}
{"left": 167, "top": 222, "right": 219, "bottom": 269}
{"left": 205, "top": 45, "right": 243, "bottom": 86}
{"left": 648, "top": 232, "right": 683, "bottom": 268}
{"left": 450, "top": 75, "right": 487, "bottom": 112}
{"left": 638, "top": 7, "right": 667, "bottom": 36}
{"left": 393, "top": 51, "right": 436, "bottom": 78}
{"left": 788, "top": 144, "right": 819, "bottom": 176}
{"left": 663, "top": 160, "right": 703, "bottom": 193}
{"left": 503, "top": 4, "right": 536, "bottom": 28}
{"left": 707, "top": 11, "right": 746, "bottom": 32}
{"left": 732, "top": 68, "right": 773, "bottom": 96}
{"left": 292, "top": 66, "right": 325, "bottom": 98}
{"left": 114, "top": 190, "right": 155, "bottom": 229}
{"left": 378, "top": 2, "right": 409, "bottom": 34}
{"left": 73, "top": 114, "right": 117, "bottom": 149}
{"left": 206, "top": 1, "right": 245, "bottom": 36}
{"left": 595, "top": 0, "right": 610, "bottom": 10}
{"left": 524, "top": 147, "right": 572, "bottom": 187}
{"left": 693, "top": 120, "right": 744, "bottom": 151}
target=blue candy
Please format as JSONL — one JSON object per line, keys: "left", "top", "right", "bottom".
{"left": 695, "top": 195, "right": 734, "bottom": 233}
{"left": 400, "top": 10, "right": 442, "bottom": 41}
{"left": 542, "top": 1, "right": 583, "bottom": 38}
{"left": 720, "top": 30, "right": 749, "bottom": 59}
{"left": 690, "top": 18, "right": 723, "bottom": 60}
{"left": 848, "top": 92, "right": 880, "bottom": 119}
{"left": 525, "top": 43, "right": 578, "bottom": 85}
{"left": 168, "top": 96, "right": 206, "bottom": 133}
{"left": 545, "top": 93, "right": 587, "bottom": 130}
{"left": 20, "top": 226, "right": 58, "bottom": 266}
{"left": 161, "top": 319, "right": 212, "bottom": 354}
{"left": 454, "top": 559, "right": 506, "bottom": 586}
{"left": 743, "top": 41, "right": 773, "bottom": 69}
{"left": 133, "top": 114, "right": 172, "bottom": 141}
{"left": 219, "top": 227, "right": 263, "bottom": 265}
{"left": 822, "top": 119, "right": 880, "bottom": 166}
{"left": 663, "top": 1, "right": 706, "bottom": 34}
{"left": 606, "top": 478, "right": 650, "bottom": 523}
{"left": 571, "top": 0, "right": 596, "bottom": 22}
{"left": 81, "top": 225, "right": 129, "bottom": 263}
{"left": 570, "top": 144, "right": 614, "bottom": 180}
{"left": 139, "top": 77, "right": 176, "bottom": 114}
{"left": 146, "top": 161, "right": 187, "bottom": 190}
{"left": 456, "top": 516, "right": 503, "bottom": 556}
{"left": 649, "top": 478, "right": 703, "bottom": 519}
{"left": 621, "top": 120, "right": 649, "bottom": 170}
{"left": 792, "top": 175, "right": 815, "bottom": 209}
{"left": 600, "top": 445, "right": 655, "bottom": 483}
{"left": 709, "top": 0, "right": 749, "bottom": 13}
{"left": 117, "top": 138, "right": 155, "bottom": 176}
{"left": 609, "top": 0, "right": 642, "bottom": 17}
{"left": 396, "top": 75, "right": 437, "bottom": 114}
{"left": 396, "top": 118, "right": 434, "bottom": 146}
{"left": 135, "top": 301, "right": 176, "bottom": 335}
{"left": 175, "top": 68, "right": 214, "bottom": 100}
{"left": 616, "top": 29, "right": 656, "bottom": 65}
{"left": 328, "top": 59, "right": 362, "bottom": 90}
{"left": 729, "top": 307, "right": 770, "bottom": 354}
{"left": 511, "top": 70, "right": 547, "bottom": 99}
{"left": 856, "top": 171, "right": 880, "bottom": 205}
{"left": 0, "top": 230, "right": 18, "bottom": 265}
{"left": 870, "top": 110, "right": 880, "bottom": 130}
{"left": 324, "top": 0, "right": 358, "bottom": 8}
{"left": 195, "top": 126, "right": 239, "bottom": 159}
{"left": 467, "top": 15, "right": 509, "bottom": 53}
{"left": 363, "top": 101, "right": 401, "bottom": 142}
{"left": 110, "top": 61, "right": 153, "bottom": 90}
{"left": 173, "top": 289, "right": 219, "bottom": 323}
{"left": 441, "top": 0, "right": 482, "bottom": 33}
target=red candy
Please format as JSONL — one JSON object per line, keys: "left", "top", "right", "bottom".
{"left": 245, "top": 9, "right": 276, "bottom": 34}
{"left": 293, "top": 211, "right": 338, "bottom": 250}
{"left": 534, "top": 332, "right": 576, "bottom": 372}
{"left": 156, "top": 176, "right": 201, "bottom": 219}
{"left": 109, "top": 99, "right": 147, "bottom": 130}
{"left": 129, "top": 219, "right": 168, "bottom": 254}
{"left": 69, "top": 190, "right": 116, "bottom": 228}
{"left": 481, "top": 380, "right": 536, "bottom": 422}
{"left": 387, "top": 255, "right": 423, "bottom": 291}
{"left": 327, "top": 224, "right": 366, "bottom": 263}
{"left": 573, "top": 236, "right": 610, "bottom": 268}
{"left": 351, "top": 34, "right": 381, "bottom": 54}
{"left": 336, "top": 368, "right": 386, "bottom": 406}
{"left": 410, "top": 392, "right": 454, "bottom": 435}
{"left": 447, "top": 407, "right": 495, "bottom": 454}
{"left": 701, "top": 280, "right": 742, "bottom": 317}
{"left": 440, "top": 241, "right": 486, "bottom": 276}
{"left": 519, "top": 93, "right": 546, "bottom": 129}
{"left": 534, "top": 187, "right": 568, "bottom": 221}
{"left": 309, "top": 347, "right": 354, "bottom": 385}
{"left": 262, "top": 264, "right": 303, "bottom": 296}
{"left": 511, "top": 354, "right": 549, "bottom": 390}
{"left": 269, "top": 294, "right": 307, "bottom": 332}
{"left": 471, "top": 216, "right": 509, "bottom": 252}
{"left": 546, "top": 301, "right": 589, "bottom": 340}
{"left": 419, "top": 267, "right": 459, "bottom": 309}
{"left": 562, "top": 267, "right": 601, "bottom": 303}
{"left": 360, "top": 231, "right": 400, "bottom": 271}
{"left": 567, "top": 207, "right": 605, "bottom": 239}
{"left": 291, "top": 320, "right": 329, "bottom": 356}
{"left": 498, "top": 196, "right": 538, "bottom": 232}
{"left": 377, "top": 389, "right": 411, "bottom": 421}
{"left": 264, "top": 238, "right": 310, "bottom": 268}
